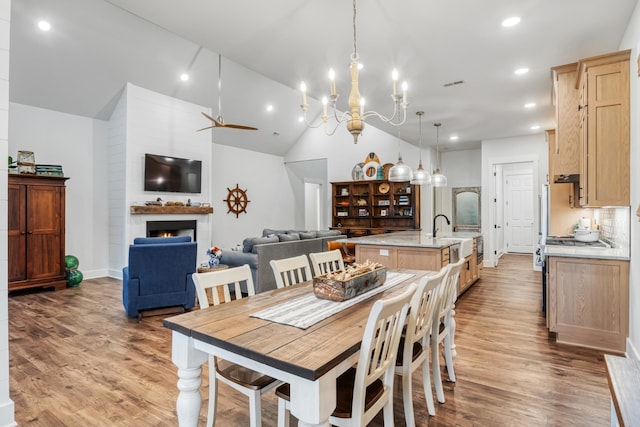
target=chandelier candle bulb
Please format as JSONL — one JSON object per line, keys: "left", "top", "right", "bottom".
{"left": 392, "top": 69, "right": 399, "bottom": 96}
{"left": 322, "top": 96, "right": 328, "bottom": 121}
{"left": 329, "top": 69, "right": 336, "bottom": 97}
{"left": 300, "top": 82, "right": 307, "bottom": 109}
{"left": 402, "top": 81, "right": 408, "bottom": 105}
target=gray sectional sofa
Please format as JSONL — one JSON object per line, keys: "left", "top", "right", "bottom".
{"left": 220, "top": 229, "right": 343, "bottom": 293}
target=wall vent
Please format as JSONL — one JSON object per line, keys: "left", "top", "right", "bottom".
{"left": 443, "top": 80, "right": 465, "bottom": 87}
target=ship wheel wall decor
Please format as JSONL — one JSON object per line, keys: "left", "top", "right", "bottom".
{"left": 224, "top": 184, "right": 250, "bottom": 218}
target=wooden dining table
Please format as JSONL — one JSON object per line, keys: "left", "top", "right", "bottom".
{"left": 163, "top": 268, "right": 432, "bottom": 427}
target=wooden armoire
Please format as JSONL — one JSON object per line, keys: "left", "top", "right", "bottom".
{"left": 8, "top": 174, "right": 69, "bottom": 291}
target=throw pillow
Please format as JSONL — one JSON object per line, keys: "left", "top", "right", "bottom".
{"left": 262, "top": 228, "right": 287, "bottom": 237}
{"left": 286, "top": 229, "right": 307, "bottom": 234}
{"left": 316, "top": 230, "right": 342, "bottom": 237}
{"left": 278, "top": 233, "right": 300, "bottom": 242}
{"left": 299, "top": 231, "right": 317, "bottom": 240}
{"left": 251, "top": 235, "right": 279, "bottom": 254}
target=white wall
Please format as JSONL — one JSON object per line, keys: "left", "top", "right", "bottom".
{"left": 210, "top": 143, "right": 296, "bottom": 249}
{"left": 433, "top": 148, "right": 482, "bottom": 234}
{"left": 0, "top": 0, "right": 13, "bottom": 424}
{"left": 619, "top": 0, "right": 640, "bottom": 360}
{"left": 481, "top": 133, "right": 547, "bottom": 267}
{"left": 8, "top": 103, "right": 110, "bottom": 280}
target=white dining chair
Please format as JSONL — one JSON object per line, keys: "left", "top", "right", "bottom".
{"left": 394, "top": 266, "right": 448, "bottom": 422}
{"left": 432, "top": 258, "right": 465, "bottom": 404}
{"left": 192, "top": 265, "right": 280, "bottom": 427}
{"left": 309, "top": 249, "right": 345, "bottom": 276}
{"left": 276, "top": 283, "right": 417, "bottom": 427}
{"left": 269, "top": 254, "right": 313, "bottom": 288}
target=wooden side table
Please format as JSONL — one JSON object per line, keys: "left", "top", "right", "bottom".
{"left": 197, "top": 264, "right": 229, "bottom": 274}
{"left": 195, "top": 264, "right": 229, "bottom": 306}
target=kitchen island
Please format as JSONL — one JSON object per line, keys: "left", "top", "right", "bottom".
{"left": 544, "top": 243, "right": 629, "bottom": 353}
{"left": 346, "top": 230, "right": 482, "bottom": 295}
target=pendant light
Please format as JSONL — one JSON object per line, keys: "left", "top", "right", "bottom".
{"left": 431, "top": 123, "right": 448, "bottom": 187}
{"left": 411, "top": 111, "right": 430, "bottom": 185}
{"left": 388, "top": 130, "right": 413, "bottom": 182}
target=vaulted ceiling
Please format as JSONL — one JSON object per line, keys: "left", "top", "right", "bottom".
{"left": 9, "top": 0, "right": 637, "bottom": 156}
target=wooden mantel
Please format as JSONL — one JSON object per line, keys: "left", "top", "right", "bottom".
{"left": 130, "top": 205, "right": 213, "bottom": 215}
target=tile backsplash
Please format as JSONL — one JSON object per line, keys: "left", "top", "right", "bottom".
{"left": 594, "top": 207, "right": 629, "bottom": 248}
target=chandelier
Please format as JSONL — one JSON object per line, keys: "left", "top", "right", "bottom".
{"left": 298, "top": 0, "right": 408, "bottom": 143}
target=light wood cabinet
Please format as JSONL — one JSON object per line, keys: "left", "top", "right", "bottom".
{"left": 547, "top": 256, "right": 628, "bottom": 353}
{"left": 458, "top": 237, "right": 480, "bottom": 295}
{"left": 355, "top": 245, "right": 448, "bottom": 272}
{"left": 576, "top": 50, "right": 630, "bottom": 207}
{"left": 331, "top": 180, "right": 420, "bottom": 237}
{"left": 8, "top": 175, "right": 68, "bottom": 291}
{"left": 551, "top": 64, "right": 580, "bottom": 177}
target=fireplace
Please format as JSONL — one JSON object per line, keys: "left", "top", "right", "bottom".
{"left": 146, "top": 220, "right": 197, "bottom": 241}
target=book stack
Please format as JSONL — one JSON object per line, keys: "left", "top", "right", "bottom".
{"left": 36, "top": 164, "right": 64, "bottom": 176}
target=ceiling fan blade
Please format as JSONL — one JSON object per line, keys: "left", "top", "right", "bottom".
{"left": 221, "top": 123, "right": 258, "bottom": 131}
{"left": 196, "top": 125, "right": 216, "bottom": 132}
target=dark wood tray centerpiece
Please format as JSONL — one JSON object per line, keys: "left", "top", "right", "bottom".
{"left": 313, "top": 261, "right": 386, "bottom": 302}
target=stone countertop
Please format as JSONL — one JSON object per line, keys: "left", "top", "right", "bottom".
{"left": 544, "top": 244, "right": 629, "bottom": 261}
{"left": 342, "top": 230, "right": 482, "bottom": 249}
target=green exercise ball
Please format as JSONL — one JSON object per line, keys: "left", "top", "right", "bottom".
{"left": 67, "top": 270, "right": 83, "bottom": 287}
{"left": 65, "top": 255, "right": 79, "bottom": 270}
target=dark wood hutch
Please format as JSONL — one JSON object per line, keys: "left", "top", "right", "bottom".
{"left": 331, "top": 179, "right": 420, "bottom": 237}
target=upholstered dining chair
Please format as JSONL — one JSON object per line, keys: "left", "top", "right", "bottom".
{"left": 192, "top": 265, "right": 280, "bottom": 427}
{"left": 276, "top": 283, "right": 417, "bottom": 427}
{"left": 309, "top": 249, "right": 345, "bottom": 276}
{"left": 269, "top": 254, "right": 313, "bottom": 288}
{"left": 394, "top": 266, "right": 448, "bottom": 422}
{"left": 432, "top": 258, "right": 465, "bottom": 404}
{"left": 327, "top": 240, "right": 356, "bottom": 265}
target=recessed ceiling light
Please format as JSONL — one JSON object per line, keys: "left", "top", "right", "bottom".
{"left": 530, "top": 124, "right": 540, "bottom": 130}
{"left": 524, "top": 102, "right": 536, "bottom": 108}
{"left": 449, "top": 135, "right": 459, "bottom": 141}
{"left": 38, "top": 21, "right": 51, "bottom": 31}
{"left": 179, "top": 73, "right": 189, "bottom": 82}
{"left": 514, "top": 67, "right": 529, "bottom": 75}
{"left": 266, "top": 104, "right": 274, "bottom": 112}
{"left": 502, "top": 16, "right": 521, "bottom": 27}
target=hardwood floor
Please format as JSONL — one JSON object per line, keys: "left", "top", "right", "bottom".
{"left": 9, "top": 254, "right": 611, "bottom": 426}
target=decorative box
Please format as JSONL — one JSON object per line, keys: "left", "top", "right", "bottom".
{"left": 313, "top": 263, "right": 386, "bottom": 302}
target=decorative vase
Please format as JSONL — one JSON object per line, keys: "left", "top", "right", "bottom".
{"left": 208, "top": 255, "right": 220, "bottom": 267}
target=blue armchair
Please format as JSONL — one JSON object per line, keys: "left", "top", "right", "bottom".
{"left": 122, "top": 236, "right": 198, "bottom": 318}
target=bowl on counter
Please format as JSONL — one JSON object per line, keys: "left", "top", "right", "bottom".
{"left": 574, "top": 229, "right": 600, "bottom": 242}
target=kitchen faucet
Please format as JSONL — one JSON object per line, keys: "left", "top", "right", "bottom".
{"left": 433, "top": 214, "right": 450, "bottom": 238}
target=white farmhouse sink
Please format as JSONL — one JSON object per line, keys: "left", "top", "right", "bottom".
{"left": 437, "top": 237, "right": 474, "bottom": 258}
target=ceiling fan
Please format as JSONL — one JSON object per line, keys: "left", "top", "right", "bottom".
{"left": 198, "top": 54, "right": 258, "bottom": 131}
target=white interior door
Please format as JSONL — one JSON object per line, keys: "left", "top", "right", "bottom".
{"left": 504, "top": 169, "right": 535, "bottom": 253}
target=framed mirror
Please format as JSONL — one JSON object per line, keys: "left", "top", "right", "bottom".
{"left": 452, "top": 187, "right": 481, "bottom": 232}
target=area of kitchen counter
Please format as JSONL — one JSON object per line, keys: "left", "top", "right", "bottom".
{"left": 344, "top": 230, "right": 481, "bottom": 249}
{"left": 544, "top": 244, "right": 629, "bottom": 261}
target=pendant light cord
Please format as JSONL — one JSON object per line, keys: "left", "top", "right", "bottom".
{"left": 352, "top": 0, "right": 358, "bottom": 57}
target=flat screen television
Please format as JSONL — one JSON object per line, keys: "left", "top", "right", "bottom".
{"left": 144, "top": 153, "right": 202, "bottom": 193}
